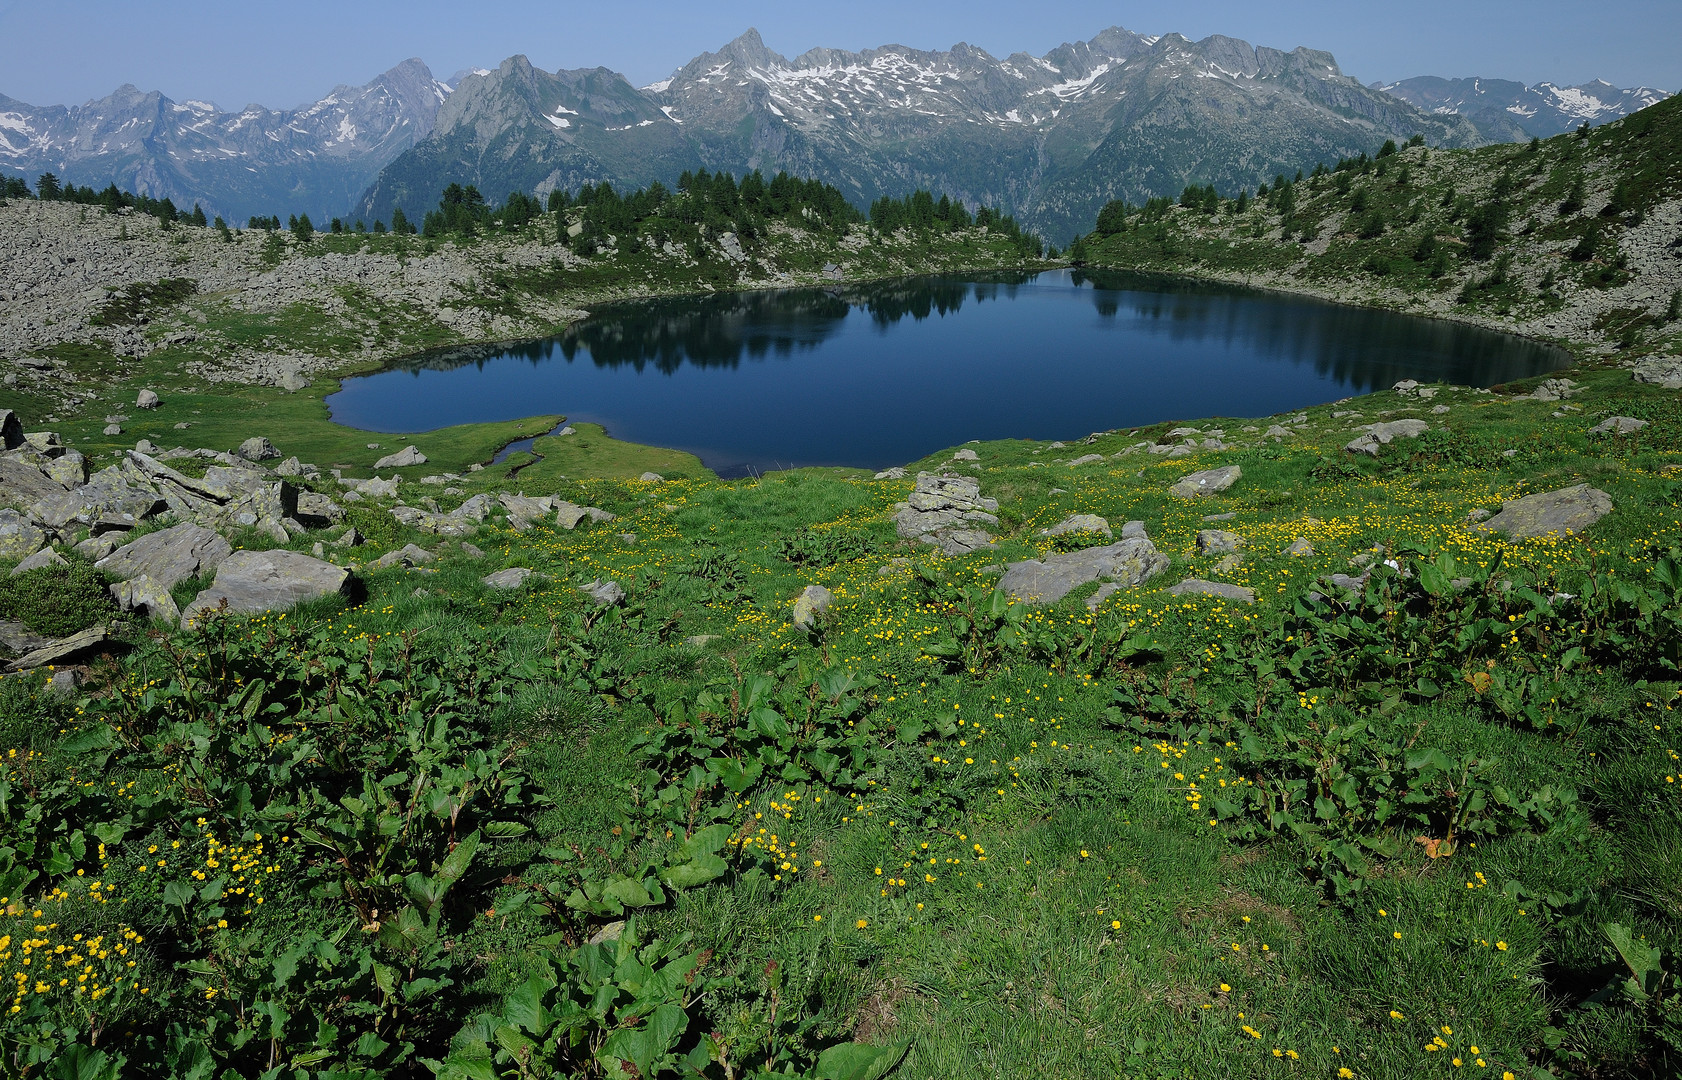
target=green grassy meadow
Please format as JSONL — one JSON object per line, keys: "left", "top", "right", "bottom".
{"left": 5, "top": 355, "right": 1681, "bottom": 1078}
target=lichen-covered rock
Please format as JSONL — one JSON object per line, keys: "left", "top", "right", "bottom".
{"left": 792, "top": 584, "right": 833, "bottom": 628}
{"left": 238, "top": 437, "right": 280, "bottom": 461}
{"left": 96, "top": 522, "right": 232, "bottom": 591}
{"left": 999, "top": 537, "right": 1168, "bottom": 605}
{"left": 895, "top": 472, "right": 999, "bottom": 553}
{"left": 1477, "top": 484, "right": 1612, "bottom": 539}
{"left": 181, "top": 550, "right": 352, "bottom": 626}
{"left": 1196, "top": 529, "right": 1243, "bottom": 554}
{"left": 1040, "top": 514, "right": 1111, "bottom": 538}
{"left": 1168, "top": 466, "right": 1241, "bottom": 499}
{"left": 0, "top": 508, "right": 49, "bottom": 560}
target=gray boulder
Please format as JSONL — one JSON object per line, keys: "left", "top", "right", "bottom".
{"left": 1588, "top": 416, "right": 1649, "bottom": 436}
{"left": 1197, "top": 529, "right": 1244, "bottom": 554}
{"left": 998, "top": 537, "right": 1169, "bottom": 605}
{"left": 371, "top": 544, "right": 435, "bottom": 570}
{"left": 354, "top": 475, "right": 400, "bottom": 499}
{"left": 952, "top": 448, "right": 979, "bottom": 462}
{"left": 1166, "top": 578, "right": 1257, "bottom": 603}
{"left": 374, "top": 445, "right": 427, "bottom": 469}
{"left": 1041, "top": 514, "right": 1111, "bottom": 538}
{"left": 1169, "top": 466, "right": 1241, "bottom": 499}
{"left": 482, "top": 567, "right": 536, "bottom": 589}
{"left": 136, "top": 389, "right": 160, "bottom": 409}
{"left": 41, "top": 449, "right": 86, "bottom": 489}
{"left": 4, "top": 625, "right": 114, "bottom": 673}
{"left": 1068, "top": 454, "right": 1105, "bottom": 467}
{"left": 1630, "top": 356, "right": 1682, "bottom": 389}
{"left": 1285, "top": 538, "right": 1315, "bottom": 557}
{"left": 555, "top": 502, "right": 615, "bottom": 530}
{"left": 639, "top": 472, "right": 664, "bottom": 482}
{"left": 96, "top": 523, "right": 233, "bottom": 591}
{"left": 1477, "top": 484, "right": 1612, "bottom": 540}
{"left": 110, "top": 574, "right": 181, "bottom": 624}
{"left": 1345, "top": 419, "right": 1430, "bottom": 456}
{"left": 10, "top": 546, "right": 66, "bottom": 576}
{"left": 0, "top": 509, "right": 49, "bottom": 560}
{"left": 238, "top": 437, "right": 280, "bottom": 462}
{"left": 294, "top": 491, "right": 345, "bottom": 528}
{"left": 278, "top": 372, "right": 311, "bottom": 392}
{"left": 181, "top": 550, "right": 352, "bottom": 626}
{"left": 874, "top": 467, "right": 907, "bottom": 480}
{"left": 792, "top": 584, "right": 833, "bottom": 628}
{"left": 580, "top": 578, "right": 625, "bottom": 606}
{"left": 0, "top": 456, "right": 70, "bottom": 508}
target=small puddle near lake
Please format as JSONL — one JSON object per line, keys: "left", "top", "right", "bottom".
{"left": 328, "top": 270, "right": 1571, "bottom": 477}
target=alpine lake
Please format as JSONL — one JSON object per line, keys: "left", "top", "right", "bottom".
{"left": 327, "top": 269, "right": 1572, "bottom": 477}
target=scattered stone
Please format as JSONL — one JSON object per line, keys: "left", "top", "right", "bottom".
{"left": 482, "top": 567, "right": 536, "bottom": 589}
{"left": 1168, "top": 466, "right": 1241, "bottom": 499}
{"left": 181, "top": 550, "right": 352, "bottom": 626}
{"left": 1466, "top": 508, "right": 1492, "bottom": 524}
{"left": 74, "top": 535, "right": 118, "bottom": 561}
{"left": 639, "top": 472, "right": 664, "bottom": 482}
{"left": 460, "top": 542, "right": 485, "bottom": 559}
{"left": 96, "top": 522, "right": 233, "bottom": 591}
{"left": 999, "top": 538, "right": 1169, "bottom": 605}
{"left": 1067, "top": 454, "right": 1105, "bottom": 467}
{"left": 685, "top": 634, "right": 719, "bottom": 648}
{"left": 103, "top": 424, "right": 122, "bottom": 436}
{"left": 374, "top": 445, "right": 427, "bottom": 469}
{"left": 1212, "top": 553, "right": 1245, "bottom": 574}
{"left": 1120, "top": 521, "right": 1149, "bottom": 540}
{"left": 874, "top": 467, "right": 906, "bottom": 480}
{"left": 1202, "top": 512, "right": 1236, "bottom": 522}
{"left": 1345, "top": 418, "right": 1430, "bottom": 456}
{"left": 1040, "top": 514, "right": 1111, "bottom": 538}
{"left": 4, "top": 625, "right": 115, "bottom": 673}
{"left": 1432, "top": 405, "right": 1451, "bottom": 414}
{"left": 1285, "top": 538, "right": 1315, "bottom": 557}
{"left": 876, "top": 557, "right": 912, "bottom": 577}
{"left": 278, "top": 372, "right": 311, "bottom": 392}
{"left": 133, "top": 439, "right": 157, "bottom": 455}
{"left": 1166, "top": 578, "right": 1256, "bottom": 603}
{"left": 10, "top": 546, "right": 66, "bottom": 576}
{"left": 580, "top": 578, "right": 625, "bottom": 606}
{"left": 1589, "top": 416, "right": 1649, "bottom": 436}
{"left": 952, "top": 448, "right": 979, "bottom": 462}
{"left": 136, "top": 389, "right": 160, "bottom": 409}
{"left": 792, "top": 584, "right": 833, "bottom": 628}
{"left": 1265, "top": 425, "right": 1293, "bottom": 438}
{"left": 47, "top": 669, "right": 80, "bottom": 696}
{"left": 1197, "top": 529, "right": 1244, "bottom": 554}
{"left": 1476, "top": 484, "right": 1612, "bottom": 540}
{"left": 174, "top": 422, "right": 192, "bottom": 430}
{"left": 110, "top": 574, "right": 181, "bottom": 624}
{"left": 237, "top": 436, "right": 280, "bottom": 461}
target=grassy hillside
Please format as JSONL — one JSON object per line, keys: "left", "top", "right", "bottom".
{"left": 1079, "top": 97, "right": 1682, "bottom": 363}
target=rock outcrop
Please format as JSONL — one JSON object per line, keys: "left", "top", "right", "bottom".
{"left": 1476, "top": 484, "right": 1612, "bottom": 539}
{"left": 181, "top": 550, "right": 352, "bottom": 626}
{"left": 998, "top": 536, "right": 1168, "bottom": 605}
{"left": 894, "top": 473, "right": 999, "bottom": 555}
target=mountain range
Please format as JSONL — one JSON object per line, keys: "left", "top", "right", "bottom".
{"left": 1374, "top": 76, "right": 1670, "bottom": 141}
{"left": 1, "top": 28, "right": 1671, "bottom": 241}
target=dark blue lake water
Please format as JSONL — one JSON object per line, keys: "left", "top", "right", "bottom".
{"left": 327, "top": 270, "right": 1570, "bottom": 476}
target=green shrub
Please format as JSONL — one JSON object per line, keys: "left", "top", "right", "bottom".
{"left": 0, "top": 558, "right": 116, "bottom": 637}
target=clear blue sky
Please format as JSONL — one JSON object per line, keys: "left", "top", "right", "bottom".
{"left": 2, "top": 0, "right": 1677, "bottom": 109}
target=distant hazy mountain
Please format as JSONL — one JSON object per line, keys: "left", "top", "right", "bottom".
{"left": 0, "top": 59, "right": 450, "bottom": 225}
{"left": 1374, "top": 76, "right": 1670, "bottom": 141}
{"left": 360, "top": 28, "right": 1484, "bottom": 242}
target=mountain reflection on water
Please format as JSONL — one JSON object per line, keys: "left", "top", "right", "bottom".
{"left": 328, "top": 270, "right": 1569, "bottom": 475}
